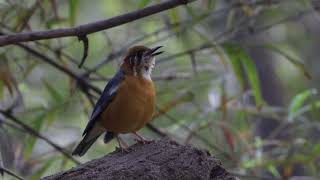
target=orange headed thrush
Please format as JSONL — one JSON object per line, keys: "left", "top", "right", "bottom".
{"left": 72, "top": 46, "right": 163, "bottom": 156}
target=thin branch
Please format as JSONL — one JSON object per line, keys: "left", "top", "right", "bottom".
{"left": 156, "top": 107, "right": 233, "bottom": 160}
{"left": 16, "top": 42, "right": 102, "bottom": 94}
{"left": 32, "top": 40, "right": 106, "bottom": 80}
{"left": 0, "top": 110, "right": 81, "bottom": 165}
{"left": 0, "top": 166, "right": 24, "bottom": 180}
{"left": 156, "top": 8, "right": 316, "bottom": 64}
{"left": 83, "top": 14, "right": 207, "bottom": 75}
{"left": 157, "top": 43, "right": 212, "bottom": 64}
{"left": 77, "top": 35, "right": 89, "bottom": 68}
{"left": 86, "top": 0, "right": 283, "bottom": 74}
{"left": 0, "top": 116, "right": 26, "bottom": 133}
{"left": 0, "top": 0, "right": 195, "bottom": 46}
{"left": 146, "top": 123, "right": 167, "bottom": 137}
{"left": 88, "top": 73, "right": 192, "bottom": 81}
{"left": 0, "top": 34, "right": 167, "bottom": 138}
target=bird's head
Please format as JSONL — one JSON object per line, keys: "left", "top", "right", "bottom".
{"left": 121, "top": 45, "right": 163, "bottom": 80}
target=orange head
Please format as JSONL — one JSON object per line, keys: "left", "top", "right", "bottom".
{"left": 121, "top": 46, "right": 163, "bottom": 79}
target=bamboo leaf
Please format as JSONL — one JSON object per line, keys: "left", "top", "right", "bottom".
{"left": 312, "top": 144, "right": 320, "bottom": 155}
{"left": 43, "top": 80, "right": 64, "bottom": 103}
{"left": 290, "top": 101, "right": 320, "bottom": 120}
{"left": 288, "top": 89, "right": 317, "bottom": 121}
{"left": 138, "top": 0, "right": 151, "bottom": 8}
{"left": 268, "top": 165, "right": 281, "bottom": 178}
{"left": 45, "top": 109, "right": 58, "bottom": 128}
{"left": 264, "top": 44, "right": 311, "bottom": 79}
{"left": 69, "top": 0, "right": 79, "bottom": 26}
{"left": 169, "top": 8, "right": 180, "bottom": 32}
{"left": 240, "top": 49, "right": 264, "bottom": 107}
{"left": 224, "top": 45, "right": 246, "bottom": 92}
{"left": 224, "top": 45, "right": 264, "bottom": 107}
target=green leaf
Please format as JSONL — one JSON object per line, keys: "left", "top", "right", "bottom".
{"left": 242, "top": 159, "right": 259, "bottom": 168}
{"left": 169, "top": 9, "right": 180, "bottom": 32}
{"left": 288, "top": 89, "right": 317, "bottom": 121}
{"left": 224, "top": 45, "right": 246, "bottom": 91}
{"left": 264, "top": 44, "right": 311, "bottom": 79}
{"left": 69, "top": 0, "right": 79, "bottom": 26}
{"left": 290, "top": 101, "right": 320, "bottom": 120}
{"left": 45, "top": 109, "right": 58, "bottom": 128}
{"left": 312, "top": 143, "right": 320, "bottom": 155}
{"left": 268, "top": 165, "right": 281, "bottom": 178}
{"left": 224, "top": 45, "right": 264, "bottom": 107}
{"left": 207, "top": 0, "right": 216, "bottom": 10}
{"left": 239, "top": 50, "right": 264, "bottom": 107}
{"left": 235, "top": 110, "right": 249, "bottom": 132}
{"left": 138, "top": 0, "right": 151, "bottom": 8}
{"left": 43, "top": 80, "right": 63, "bottom": 103}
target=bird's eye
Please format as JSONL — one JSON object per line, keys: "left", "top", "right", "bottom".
{"left": 144, "top": 66, "right": 149, "bottom": 71}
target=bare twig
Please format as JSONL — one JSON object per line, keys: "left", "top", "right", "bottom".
{"left": 156, "top": 107, "right": 232, "bottom": 160}
{"left": 77, "top": 0, "right": 282, "bottom": 75}
{"left": 0, "top": 166, "right": 24, "bottom": 180}
{"left": 81, "top": 15, "right": 208, "bottom": 76}
{"left": 15, "top": 0, "right": 41, "bottom": 32}
{"left": 0, "top": 33, "right": 167, "bottom": 138}
{"left": 0, "top": 0, "right": 195, "bottom": 46}
{"left": 15, "top": 42, "right": 102, "bottom": 94}
{"left": 88, "top": 73, "right": 192, "bottom": 81}
{"left": 0, "top": 110, "right": 81, "bottom": 165}
{"left": 0, "top": 116, "right": 26, "bottom": 133}
{"left": 157, "top": 43, "right": 212, "bottom": 64}
{"left": 157, "top": 8, "right": 316, "bottom": 64}
{"left": 77, "top": 35, "right": 89, "bottom": 68}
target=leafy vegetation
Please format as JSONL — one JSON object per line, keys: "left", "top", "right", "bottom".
{"left": 0, "top": 0, "right": 319, "bottom": 179}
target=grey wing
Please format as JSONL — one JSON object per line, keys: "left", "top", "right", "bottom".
{"left": 82, "top": 69, "right": 125, "bottom": 136}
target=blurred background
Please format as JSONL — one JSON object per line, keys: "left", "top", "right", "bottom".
{"left": 0, "top": 0, "right": 320, "bottom": 179}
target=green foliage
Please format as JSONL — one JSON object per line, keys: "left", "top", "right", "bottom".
{"left": 1, "top": 0, "right": 320, "bottom": 179}
{"left": 288, "top": 88, "right": 317, "bottom": 121}
{"left": 264, "top": 44, "right": 311, "bottom": 79}
{"left": 69, "top": 0, "right": 79, "bottom": 26}
{"left": 138, "top": 0, "right": 152, "bottom": 8}
{"left": 224, "top": 44, "right": 264, "bottom": 107}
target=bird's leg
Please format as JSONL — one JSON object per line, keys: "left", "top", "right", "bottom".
{"left": 133, "top": 132, "right": 153, "bottom": 144}
{"left": 116, "top": 135, "right": 129, "bottom": 152}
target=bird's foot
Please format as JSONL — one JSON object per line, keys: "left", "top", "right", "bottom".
{"left": 133, "top": 132, "right": 153, "bottom": 144}
{"left": 134, "top": 138, "right": 154, "bottom": 144}
{"left": 116, "top": 146, "right": 129, "bottom": 153}
{"left": 116, "top": 135, "right": 129, "bottom": 153}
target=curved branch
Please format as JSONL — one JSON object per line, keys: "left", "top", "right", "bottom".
{"left": 0, "top": 110, "right": 81, "bottom": 165}
{"left": 0, "top": 0, "right": 194, "bottom": 46}
{"left": 0, "top": 166, "right": 24, "bottom": 180}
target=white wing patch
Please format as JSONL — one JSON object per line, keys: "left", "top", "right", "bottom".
{"left": 108, "top": 84, "right": 120, "bottom": 96}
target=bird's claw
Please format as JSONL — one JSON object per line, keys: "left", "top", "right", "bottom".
{"left": 116, "top": 146, "right": 129, "bottom": 153}
{"left": 134, "top": 138, "right": 154, "bottom": 144}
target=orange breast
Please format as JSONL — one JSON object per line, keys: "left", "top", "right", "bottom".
{"left": 100, "top": 76, "right": 156, "bottom": 133}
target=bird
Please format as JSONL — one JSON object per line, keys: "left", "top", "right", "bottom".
{"left": 72, "top": 45, "right": 163, "bottom": 156}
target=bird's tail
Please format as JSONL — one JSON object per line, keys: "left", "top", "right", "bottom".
{"left": 72, "top": 125, "right": 104, "bottom": 156}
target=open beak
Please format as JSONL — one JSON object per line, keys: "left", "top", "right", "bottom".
{"left": 146, "top": 46, "right": 164, "bottom": 56}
